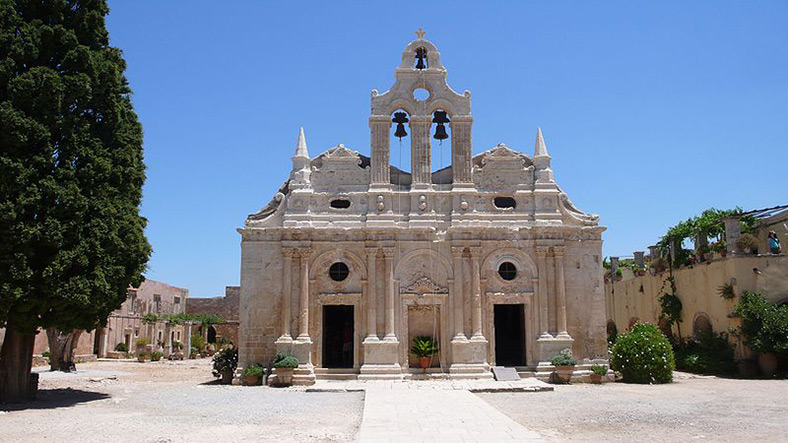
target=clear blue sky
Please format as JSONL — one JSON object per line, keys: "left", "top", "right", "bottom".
{"left": 105, "top": 1, "right": 788, "bottom": 297}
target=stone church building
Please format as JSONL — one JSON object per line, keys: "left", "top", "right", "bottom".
{"left": 238, "top": 32, "right": 606, "bottom": 384}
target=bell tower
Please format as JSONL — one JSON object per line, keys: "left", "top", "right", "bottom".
{"left": 369, "top": 29, "right": 474, "bottom": 191}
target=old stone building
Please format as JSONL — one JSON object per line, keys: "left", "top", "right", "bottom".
{"left": 186, "top": 286, "right": 240, "bottom": 345}
{"left": 239, "top": 32, "right": 606, "bottom": 384}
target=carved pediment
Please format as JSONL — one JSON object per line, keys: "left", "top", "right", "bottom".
{"left": 323, "top": 144, "right": 361, "bottom": 162}
{"left": 401, "top": 276, "right": 448, "bottom": 294}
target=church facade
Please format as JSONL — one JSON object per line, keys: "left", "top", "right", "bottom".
{"left": 238, "top": 33, "right": 606, "bottom": 384}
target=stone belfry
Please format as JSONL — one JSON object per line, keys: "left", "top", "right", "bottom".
{"left": 238, "top": 30, "right": 607, "bottom": 385}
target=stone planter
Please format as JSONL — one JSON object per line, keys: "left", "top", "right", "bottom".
{"left": 219, "top": 368, "right": 233, "bottom": 385}
{"left": 275, "top": 367, "right": 295, "bottom": 386}
{"left": 242, "top": 374, "right": 262, "bottom": 386}
{"left": 553, "top": 365, "right": 574, "bottom": 383}
{"left": 758, "top": 353, "right": 778, "bottom": 377}
{"left": 589, "top": 374, "right": 602, "bottom": 384}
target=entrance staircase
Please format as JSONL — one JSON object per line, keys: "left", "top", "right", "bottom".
{"left": 314, "top": 368, "right": 359, "bottom": 381}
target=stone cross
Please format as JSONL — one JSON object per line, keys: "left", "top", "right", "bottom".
{"left": 415, "top": 27, "right": 426, "bottom": 39}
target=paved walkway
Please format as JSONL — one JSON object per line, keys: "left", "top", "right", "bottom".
{"left": 358, "top": 383, "right": 545, "bottom": 442}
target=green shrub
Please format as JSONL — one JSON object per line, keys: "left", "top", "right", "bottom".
{"left": 551, "top": 348, "right": 577, "bottom": 366}
{"left": 243, "top": 364, "right": 265, "bottom": 377}
{"left": 115, "top": 342, "right": 129, "bottom": 352}
{"left": 611, "top": 323, "right": 674, "bottom": 384}
{"left": 172, "top": 340, "right": 183, "bottom": 350}
{"left": 273, "top": 353, "right": 299, "bottom": 368}
{"left": 191, "top": 334, "right": 205, "bottom": 351}
{"left": 410, "top": 336, "right": 439, "bottom": 359}
{"left": 674, "top": 332, "right": 735, "bottom": 375}
{"left": 212, "top": 345, "right": 238, "bottom": 377}
{"left": 41, "top": 350, "right": 50, "bottom": 358}
{"left": 591, "top": 364, "right": 607, "bottom": 375}
{"left": 734, "top": 291, "right": 788, "bottom": 355}
{"left": 735, "top": 233, "right": 758, "bottom": 253}
{"left": 134, "top": 336, "right": 149, "bottom": 349}
{"left": 150, "top": 351, "right": 163, "bottom": 361}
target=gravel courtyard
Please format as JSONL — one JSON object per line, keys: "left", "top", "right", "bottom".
{"left": 2, "top": 361, "right": 788, "bottom": 442}
{"left": 479, "top": 373, "right": 788, "bottom": 442}
{"left": 0, "top": 359, "right": 363, "bottom": 443}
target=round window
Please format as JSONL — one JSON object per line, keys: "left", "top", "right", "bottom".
{"left": 329, "top": 262, "right": 349, "bottom": 282}
{"left": 498, "top": 262, "right": 517, "bottom": 281}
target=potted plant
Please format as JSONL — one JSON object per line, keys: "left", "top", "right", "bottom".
{"left": 551, "top": 348, "right": 576, "bottom": 383}
{"left": 736, "top": 234, "right": 758, "bottom": 255}
{"left": 170, "top": 341, "right": 184, "bottom": 360}
{"left": 410, "top": 336, "right": 439, "bottom": 370}
{"left": 242, "top": 364, "right": 265, "bottom": 386}
{"left": 137, "top": 351, "right": 147, "bottom": 362}
{"left": 590, "top": 364, "right": 606, "bottom": 384}
{"left": 734, "top": 291, "right": 788, "bottom": 377}
{"left": 211, "top": 345, "right": 238, "bottom": 384}
{"left": 710, "top": 240, "right": 727, "bottom": 258}
{"left": 150, "top": 351, "right": 163, "bottom": 362}
{"left": 272, "top": 352, "right": 299, "bottom": 386}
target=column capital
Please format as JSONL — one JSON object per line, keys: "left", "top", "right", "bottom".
{"left": 450, "top": 115, "right": 473, "bottom": 124}
{"left": 369, "top": 114, "right": 392, "bottom": 124}
{"left": 451, "top": 246, "right": 465, "bottom": 258}
{"left": 382, "top": 247, "right": 397, "bottom": 258}
{"left": 365, "top": 246, "right": 379, "bottom": 256}
{"left": 282, "top": 247, "right": 296, "bottom": 258}
{"left": 535, "top": 246, "right": 550, "bottom": 257}
{"left": 552, "top": 245, "right": 565, "bottom": 257}
{"left": 468, "top": 246, "right": 482, "bottom": 257}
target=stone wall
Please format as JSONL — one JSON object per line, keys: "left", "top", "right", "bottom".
{"left": 186, "top": 286, "right": 240, "bottom": 344}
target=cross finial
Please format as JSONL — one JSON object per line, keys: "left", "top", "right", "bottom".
{"left": 415, "top": 27, "right": 426, "bottom": 39}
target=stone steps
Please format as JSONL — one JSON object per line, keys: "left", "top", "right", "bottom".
{"left": 314, "top": 368, "right": 359, "bottom": 381}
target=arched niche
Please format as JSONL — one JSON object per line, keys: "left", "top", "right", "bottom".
{"left": 481, "top": 248, "right": 538, "bottom": 293}
{"left": 309, "top": 248, "right": 367, "bottom": 294}
{"left": 692, "top": 313, "right": 713, "bottom": 339}
{"left": 395, "top": 248, "right": 453, "bottom": 290}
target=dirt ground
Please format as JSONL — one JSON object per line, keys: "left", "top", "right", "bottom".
{"left": 0, "top": 359, "right": 363, "bottom": 443}
{"left": 478, "top": 373, "right": 788, "bottom": 442}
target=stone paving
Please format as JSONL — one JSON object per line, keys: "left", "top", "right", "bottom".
{"left": 301, "top": 379, "right": 550, "bottom": 442}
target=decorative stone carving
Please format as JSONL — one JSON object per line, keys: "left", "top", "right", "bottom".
{"left": 401, "top": 276, "right": 448, "bottom": 295}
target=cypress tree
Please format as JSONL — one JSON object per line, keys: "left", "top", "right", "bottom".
{"left": 0, "top": 0, "right": 150, "bottom": 402}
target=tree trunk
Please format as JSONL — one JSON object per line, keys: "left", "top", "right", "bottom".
{"left": 0, "top": 327, "right": 36, "bottom": 403}
{"left": 45, "top": 328, "right": 83, "bottom": 372}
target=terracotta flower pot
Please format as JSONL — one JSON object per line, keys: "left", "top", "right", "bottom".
{"left": 758, "top": 353, "right": 778, "bottom": 377}
{"left": 275, "top": 367, "right": 295, "bottom": 386}
{"left": 589, "top": 374, "right": 602, "bottom": 384}
{"left": 553, "top": 365, "right": 574, "bottom": 383}
{"left": 242, "top": 375, "right": 262, "bottom": 386}
{"left": 418, "top": 357, "right": 431, "bottom": 369}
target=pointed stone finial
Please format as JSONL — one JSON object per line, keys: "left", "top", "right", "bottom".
{"left": 294, "top": 127, "right": 309, "bottom": 158}
{"left": 415, "top": 27, "right": 426, "bottom": 39}
{"left": 534, "top": 126, "right": 549, "bottom": 158}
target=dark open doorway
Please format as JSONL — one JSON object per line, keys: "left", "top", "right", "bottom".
{"left": 323, "top": 305, "right": 354, "bottom": 368}
{"left": 494, "top": 304, "right": 525, "bottom": 366}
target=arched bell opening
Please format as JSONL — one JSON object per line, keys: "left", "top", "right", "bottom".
{"left": 430, "top": 109, "right": 452, "bottom": 185}
{"left": 390, "top": 109, "right": 412, "bottom": 187}
{"left": 414, "top": 47, "right": 428, "bottom": 70}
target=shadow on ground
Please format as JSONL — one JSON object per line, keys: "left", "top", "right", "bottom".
{"left": 2, "top": 388, "right": 110, "bottom": 411}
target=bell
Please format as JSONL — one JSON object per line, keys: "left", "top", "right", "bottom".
{"left": 432, "top": 110, "right": 450, "bottom": 140}
{"left": 415, "top": 48, "right": 427, "bottom": 70}
{"left": 392, "top": 112, "right": 409, "bottom": 139}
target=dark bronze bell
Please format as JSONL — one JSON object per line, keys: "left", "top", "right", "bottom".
{"left": 432, "top": 110, "right": 449, "bottom": 140}
{"left": 392, "top": 112, "right": 409, "bottom": 138}
{"left": 415, "top": 47, "right": 427, "bottom": 70}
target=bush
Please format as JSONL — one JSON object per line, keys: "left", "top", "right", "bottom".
{"left": 410, "top": 336, "right": 439, "bottom": 359}
{"left": 591, "top": 364, "right": 607, "bottom": 376}
{"left": 134, "top": 337, "right": 149, "bottom": 349}
{"left": 673, "top": 332, "right": 735, "bottom": 375}
{"left": 611, "top": 323, "right": 675, "bottom": 384}
{"left": 551, "top": 348, "right": 577, "bottom": 366}
{"left": 212, "top": 345, "right": 238, "bottom": 377}
{"left": 150, "top": 351, "right": 163, "bottom": 362}
{"left": 273, "top": 352, "right": 299, "bottom": 368}
{"left": 41, "top": 350, "right": 50, "bottom": 358}
{"left": 734, "top": 291, "right": 788, "bottom": 355}
{"left": 243, "top": 364, "right": 265, "bottom": 377}
{"left": 172, "top": 340, "right": 183, "bottom": 350}
{"left": 736, "top": 233, "right": 758, "bottom": 253}
{"left": 115, "top": 342, "right": 129, "bottom": 352}
{"left": 191, "top": 334, "right": 205, "bottom": 352}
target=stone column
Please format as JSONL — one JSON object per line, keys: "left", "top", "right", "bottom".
{"left": 451, "top": 247, "right": 467, "bottom": 341}
{"left": 536, "top": 246, "right": 551, "bottom": 338}
{"left": 370, "top": 115, "right": 391, "bottom": 186}
{"left": 279, "top": 248, "right": 294, "bottom": 341}
{"left": 409, "top": 115, "right": 432, "bottom": 186}
{"left": 365, "top": 247, "right": 379, "bottom": 341}
{"left": 297, "top": 248, "right": 311, "bottom": 341}
{"left": 469, "top": 247, "right": 485, "bottom": 341}
{"left": 382, "top": 247, "right": 397, "bottom": 341}
{"left": 554, "top": 246, "right": 570, "bottom": 339}
{"left": 723, "top": 216, "right": 742, "bottom": 254}
{"left": 450, "top": 116, "right": 473, "bottom": 185}
{"left": 633, "top": 251, "right": 645, "bottom": 269}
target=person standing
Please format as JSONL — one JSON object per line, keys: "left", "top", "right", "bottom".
{"left": 768, "top": 231, "right": 782, "bottom": 254}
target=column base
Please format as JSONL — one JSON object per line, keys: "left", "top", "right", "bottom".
{"left": 449, "top": 339, "right": 492, "bottom": 379}
{"left": 359, "top": 339, "right": 402, "bottom": 380}
{"left": 536, "top": 334, "right": 574, "bottom": 364}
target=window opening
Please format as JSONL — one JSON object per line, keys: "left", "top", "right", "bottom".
{"left": 494, "top": 197, "right": 516, "bottom": 209}
{"left": 330, "top": 199, "right": 351, "bottom": 209}
{"left": 329, "top": 262, "right": 350, "bottom": 282}
{"left": 498, "top": 262, "right": 517, "bottom": 281}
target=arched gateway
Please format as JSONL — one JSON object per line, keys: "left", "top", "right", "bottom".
{"left": 238, "top": 30, "right": 606, "bottom": 385}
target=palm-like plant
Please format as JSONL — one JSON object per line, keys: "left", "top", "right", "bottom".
{"left": 410, "top": 336, "right": 439, "bottom": 358}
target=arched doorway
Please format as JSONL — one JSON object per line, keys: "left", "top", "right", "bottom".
{"left": 207, "top": 325, "right": 217, "bottom": 344}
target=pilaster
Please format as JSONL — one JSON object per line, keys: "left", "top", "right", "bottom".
{"left": 450, "top": 115, "right": 473, "bottom": 185}
{"left": 409, "top": 115, "right": 432, "bottom": 187}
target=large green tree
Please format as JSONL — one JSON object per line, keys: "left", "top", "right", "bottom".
{"left": 0, "top": 0, "right": 150, "bottom": 402}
